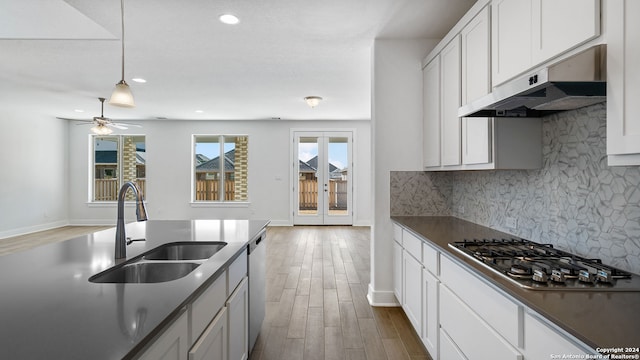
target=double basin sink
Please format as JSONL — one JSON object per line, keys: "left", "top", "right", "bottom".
{"left": 89, "top": 242, "right": 227, "bottom": 284}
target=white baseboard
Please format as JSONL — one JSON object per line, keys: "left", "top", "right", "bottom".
{"left": 266, "top": 220, "right": 292, "bottom": 226}
{"left": 353, "top": 219, "right": 372, "bottom": 227}
{"left": 0, "top": 220, "right": 68, "bottom": 239}
{"left": 366, "top": 283, "right": 400, "bottom": 307}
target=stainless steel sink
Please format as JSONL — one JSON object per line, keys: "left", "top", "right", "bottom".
{"left": 89, "top": 262, "right": 200, "bottom": 283}
{"left": 142, "top": 242, "right": 227, "bottom": 261}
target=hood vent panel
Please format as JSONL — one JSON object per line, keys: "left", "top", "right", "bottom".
{"left": 459, "top": 45, "right": 606, "bottom": 118}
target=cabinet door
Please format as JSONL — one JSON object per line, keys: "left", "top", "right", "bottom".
{"left": 423, "top": 56, "right": 441, "bottom": 168}
{"left": 393, "top": 240, "right": 403, "bottom": 304}
{"left": 440, "top": 35, "right": 462, "bottom": 166}
{"left": 531, "top": 0, "right": 600, "bottom": 64}
{"left": 138, "top": 310, "right": 189, "bottom": 360}
{"left": 189, "top": 308, "right": 228, "bottom": 360}
{"left": 461, "top": 5, "right": 491, "bottom": 105}
{"left": 227, "top": 277, "right": 249, "bottom": 360}
{"left": 402, "top": 251, "right": 423, "bottom": 334}
{"left": 440, "top": 328, "right": 468, "bottom": 360}
{"left": 421, "top": 268, "right": 439, "bottom": 359}
{"left": 492, "top": 0, "right": 532, "bottom": 85}
{"left": 607, "top": 0, "right": 640, "bottom": 163}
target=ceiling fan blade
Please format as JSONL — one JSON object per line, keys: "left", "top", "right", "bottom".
{"left": 56, "top": 117, "right": 93, "bottom": 122}
{"left": 108, "top": 123, "right": 128, "bottom": 130}
{"left": 113, "top": 122, "right": 142, "bottom": 128}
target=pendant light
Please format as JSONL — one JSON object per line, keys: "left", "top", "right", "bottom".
{"left": 109, "top": 0, "right": 135, "bottom": 108}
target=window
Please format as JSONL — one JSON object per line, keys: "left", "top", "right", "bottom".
{"left": 92, "top": 135, "right": 146, "bottom": 201}
{"left": 193, "top": 135, "right": 248, "bottom": 202}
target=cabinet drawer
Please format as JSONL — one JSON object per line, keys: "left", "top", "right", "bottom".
{"left": 191, "top": 272, "right": 227, "bottom": 345}
{"left": 440, "top": 285, "right": 522, "bottom": 360}
{"left": 440, "top": 256, "right": 521, "bottom": 347}
{"left": 393, "top": 224, "right": 402, "bottom": 245}
{"left": 422, "top": 242, "right": 439, "bottom": 276}
{"left": 524, "top": 312, "right": 595, "bottom": 359}
{"left": 228, "top": 249, "right": 247, "bottom": 294}
{"left": 402, "top": 230, "right": 423, "bottom": 262}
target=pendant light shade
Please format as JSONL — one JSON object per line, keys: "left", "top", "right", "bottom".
{"left": 109, "top": 0, "right": 135, "bottom": 108}
{"left": 91, "top": 124, "right": 113, "bottom": 135}
{"left": 109, "top": 80, "right": 135, "bottom": 107}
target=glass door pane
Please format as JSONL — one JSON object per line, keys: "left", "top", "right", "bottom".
{"left": 327, "top": 137, "right": 349, "bottom": 216}
{"left": 297, "top": 137, "right": 320, "bottom": 216}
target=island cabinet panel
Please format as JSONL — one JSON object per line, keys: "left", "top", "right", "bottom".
{"left": 228, "top": 249, "right": 248, "bottom": 293}
{"left": 440, "top": 285, "right": 523, "bottom": 360}
{"left": 137, "top": 309, "right": 189, "bottom": 360}
{"left": 191, "top": 271, "right": 227, "bottom": 345}
{"left": 227, "top": 277, "right": 249, "bottom": 360}
{"left": 523, "top": 312, "right": 595, "bottom": 359}
{"left": 607, "top": 0, "right": 640, "bottom": 165}
{"left": 189, "top": 308, "right": 228, "bottom": 360}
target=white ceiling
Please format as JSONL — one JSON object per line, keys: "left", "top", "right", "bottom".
{"left": 0, "top": 0, "right": 475, "bottom": 121}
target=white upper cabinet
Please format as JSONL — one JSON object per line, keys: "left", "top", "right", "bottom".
{"left": 440, "top": 35, "right": 462, "bottom": 167}
{"left": 607, "top": 0, "right": 640, "bottom": 165}
{"left": 492, "top": 0, "right": 600, "bottom": 86}
{"left": 461, "top": 6, "right": 492, "bottom": 165}
{"left": 423, "top": 56, "right": 441, "bottom": 168}
{"left": 492, "top": 0, "right": 532, "bottom": 86}
{"left": 531, "top": 0, "right": 600, "bottom": 65}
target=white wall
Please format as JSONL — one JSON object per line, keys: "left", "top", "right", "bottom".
{"left": 369, "top": 38, "right": 439, "bottom": 305}
{"left": 0, "top": 110, "right": 69, "bottom": 238}
{"left": 67, "top": 119, "right": 372, "bottom": 226}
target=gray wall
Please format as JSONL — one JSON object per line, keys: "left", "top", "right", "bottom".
{"left": 391, "top": 103, "right": 640, "bottom": 275}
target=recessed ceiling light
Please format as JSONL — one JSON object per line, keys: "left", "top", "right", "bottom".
{"left": 219, "top": 14, "right": 239, "bottom": 25}
{"left": 195, "top": 110, "right": 204, "bottom": 113}
{"left": 131, "top": 78, "right": 146, "bottom": 83}
{"left": 74, "top": 109, "right": 85, "bottom": 113}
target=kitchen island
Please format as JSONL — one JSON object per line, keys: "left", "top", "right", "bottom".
{"left": 392, "top": 216, "right": 640, "bottom": 356}
{"left": 0, "top": 219, "right": 268, "bottom": 360}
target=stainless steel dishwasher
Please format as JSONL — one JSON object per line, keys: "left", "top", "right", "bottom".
{"left": 248, "top": 229, "right": 266, "bottom": 353}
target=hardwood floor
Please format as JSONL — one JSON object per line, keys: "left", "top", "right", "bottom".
{"left": 0, "top": 226, "right": 110, "bottom": 256}
{"left": 251, "top": 226, "right": 430, "bottom": 360}
{"left": 0, "top": 224, "right": 430, "bottom": 360}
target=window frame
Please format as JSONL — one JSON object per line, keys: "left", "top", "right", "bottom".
{"left": 191, "top": 134, "right": 249, "bottom": 205}
{"left": 89, "top": 134, "right": 146, "bottom": 203}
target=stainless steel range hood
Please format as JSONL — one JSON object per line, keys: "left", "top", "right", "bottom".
{"left": 459, "top": 45, "right": 606, "bottom": 118}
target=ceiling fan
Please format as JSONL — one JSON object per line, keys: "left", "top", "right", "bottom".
{"left": 57, "top": 97, "right": 141, "bottom": 135}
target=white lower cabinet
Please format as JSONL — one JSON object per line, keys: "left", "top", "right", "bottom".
{"left": 189, "top": 308, "right": 228, "bottom": 360}
{"left": 440, "top": 284, "right": 523, "bottom": 360}
{"left": 393, "top": 240, "right": 403, "bottom": 304}
{"left": 392, "top": 223, "right": 596, "bottom": 360}
{"left": 422, "top": 268, "right": 439, "bottom": 359}
{"left": 134, "top": 252, "right": 251, "bottom": 360}
{"left": 523, "top": 312, "right": 595, "bottom": 359}
{"left": 402, "top": 251, "right": 423, "bottom": 333}
{"left": 227, "top": 278, "right": 249, "bottom": 360}
{"left": 137, "top": 309, "right": 189, "bottom": 360}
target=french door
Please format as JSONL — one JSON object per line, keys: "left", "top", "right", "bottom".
{"left": 293, "top": 131, "right": 353, "bottom": 225}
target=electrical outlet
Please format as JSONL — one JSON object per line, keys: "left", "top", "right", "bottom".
{"left": 506, "top": 217, "right": 518, "bottom": 229}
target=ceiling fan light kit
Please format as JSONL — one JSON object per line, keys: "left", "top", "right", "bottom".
{"left": 109, "top": 0, "right": 135, "bottom": 108}
{"left": 91, "top": 124, "right": 113, "bottom": 135}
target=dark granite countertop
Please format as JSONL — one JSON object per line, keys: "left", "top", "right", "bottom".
{"left": 391, "top": 216, "right": 640, "bottom": 351}
{"left": 0, "top": 219, "right": 269, "bottom": 360}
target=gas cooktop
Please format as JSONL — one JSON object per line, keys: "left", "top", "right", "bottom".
{"left": 449, "top": 238, "right": 640, "bottom": 291}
